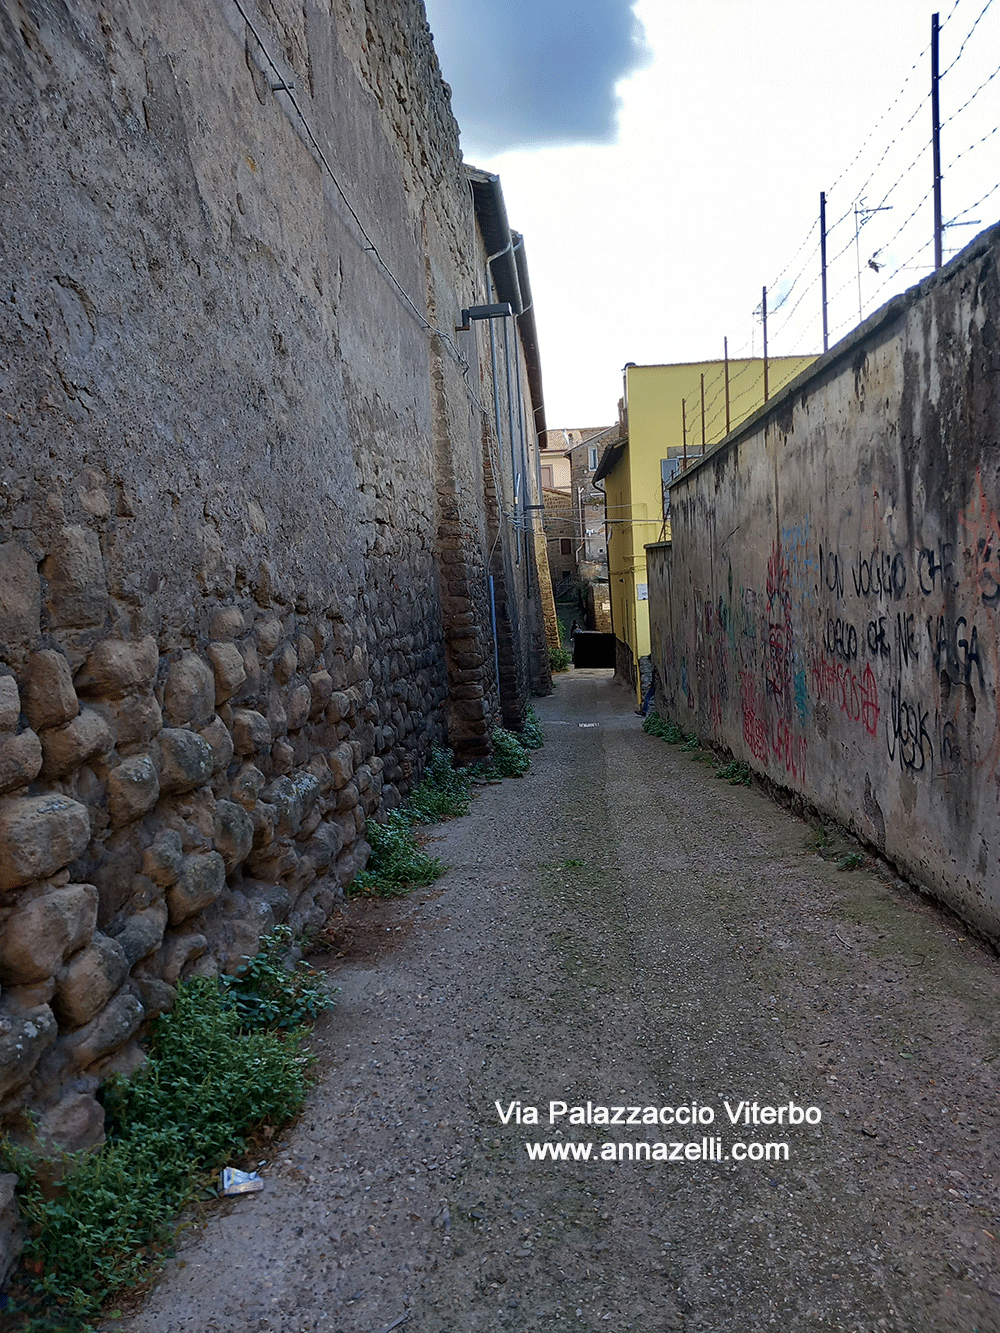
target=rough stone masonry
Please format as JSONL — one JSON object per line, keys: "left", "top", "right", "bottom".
{"left": 0, "top": 0, "right": 550, "bottom": 1198}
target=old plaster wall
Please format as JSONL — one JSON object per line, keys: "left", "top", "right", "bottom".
{"left": 0, "top": 0, "right": 536, "bottom": 1146}
{"left": 648, "top": 221, "right": 1000, "bottom": 939}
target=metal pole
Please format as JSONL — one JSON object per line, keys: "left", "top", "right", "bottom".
{"left": 820, "top": 191, "right": 829, "bottom": 352}
{"left": 932, "top": 12, "right": 943, "bottom": 269}
{"left": 682, "top": 399, "right": 688, "bottom": 470}
{"left": 724, "top": 336, "right": 730, "bottom": 434}
{"left": 762, "top": 286, "right": 769, "bottom": 403}
{"left": 700, "top": 374, "right": 706, "bottom": 450}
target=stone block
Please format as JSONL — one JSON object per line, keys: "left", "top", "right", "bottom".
{"left": 0, "top": 678, "right": 19, "bottom": 733}
{"left": 61, "top": 988, "right": 144, "bottom": 1069}
{"left": 163, "top": 653, "right": 215, "bottom": 726}
{"left": 231, "top": 762, "right": 265, "bottom": 809}
{"left": 132, "top": 975, "right": 176, "bottom": 1018}
{"left": 308, "top": 669, "right": 333, "bottom": 718}
{"left": 22, "top": 650, "right": 78, "bottom": 731}
{"left": 75, "top": 636, "right": 158, "bottom": 699}
{"left": 255, "top": 617, "right": 282, "bottom": 655}
{"left": 335, "top": 780, "right": 359, "bottom": 813}
{"left": 307, "top": 818, "right": 344, "bottom": 870}
{"left": 2, "top": 978, "right": 56, "bottom": 1013}
{"left": 328, "top": 741, "right": 355, "bottom": 789}
{"left": 266, "top": 686, "right": 287, "bottom": 738}
{"left": 214, "top": 798, "right": 254, "bottom": 872}
{"left": 54, "top": 933, "right": 130, "bottom": 1028}
{"left": 107, "top": 755, "right": 159, "bottom": 827}
{"left": 0, "top": 542, "right": 41, "bottom": 663}
{"left": 203, "top": 891, "right": 274, "bottom": 974}
{"left": 140, "top": 828, "right": 184, "bottom": 887}
{"left": 0, "top": 730, "right": 42, "bottom": 795}
{"left": 231, "top": 708, "right": 271, "bottom": 754}
{"left": 199, "top": 715, "right": 234, "bottom": 775}
{"left": 209, "top": 606, "right": 246, "bottom": 640}
{"left": 42, "top": 526, "right": 108, "bottom": 630}
{"left": 251, "top": 801, "right": 276, "bottom": 847}
{"left": 286, "top": 683, "right": 311, "bottom": 732}
{"left": 158, "top": 728, "right": 214, "bottom": 795}
{"left": 238, "top": 642, "right": 261, "bottom": 698}
{"left": 272, "top": 643, "right": 297, "bottom": 685}
{"left": 0, "top": 883, "right": 98, "bottom": 984}
{"left": 0, "top": 795, "right": 91, "bottom": 891}
{"left": 325, "top": 691, "right": 350, "bottom": 725}
{"left": 271, "top": 737, "right": 294, "bottom": 774}
{"left": 159, "top": 933, "right": 207, "bottom": 985}
{"left": 40, "top": 707, "right": 113, "bottom": 777}
{"left": 166, "top": 851, "right": 225, "bottom": 924}
{"left": 90, "top": 692, "right": 163, "bottom": 749}
{"left": 35, "top": 1090, "right": 106, "bottom": 1154}
{"left": 110, "top": 905, "right": 167, "bottom": 968}
{"left": 0, "top": 1002, "right": 57, "bottom": 1096}
{"left": 207, "top": 642, "right": 246, "bottom": 705}
{"left": 263, "top": 777, "right": 303, "bottom": 836}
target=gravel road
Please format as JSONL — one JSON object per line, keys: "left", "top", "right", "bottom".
{"left": 107, "top": 668, "right": 1000, "bottom": 1333}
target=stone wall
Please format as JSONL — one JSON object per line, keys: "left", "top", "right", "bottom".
{"left": 0, "top": 0, "right": 547, "bottom": 1144}
{"left": 647, "top": 221, "right": 1000, "bottom": 940}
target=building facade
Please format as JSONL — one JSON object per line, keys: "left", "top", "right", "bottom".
{"left": 598, "top": 357, "right": 816, "bottom": 699}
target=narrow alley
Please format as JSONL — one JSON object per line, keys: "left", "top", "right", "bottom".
{"left": 110, "top": 670, "right": 1000, "bottom": 1333}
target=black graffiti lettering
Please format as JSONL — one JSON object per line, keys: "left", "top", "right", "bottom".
{"left": 867, "top": 615, "right": 890, "bottom": 660}
{"left": 941, "top": 719, "right": 960, "bottom": 767}
{"left": 917, "top": 543, "right": 954, "bottom": 595}
{"left": 927, "top": 614, "right": 985, "bottom": 691}
{"left": 819, "top": 544, "right": 844, "bottom": 600}
{"left": 886, "top": 682, "right": 933, "bottom": 774}
{"left": 895, "top": 612, "right": 918, "bottom": 666}
{"left": 977, "top": 536, "right": 1000, "bottom": 608}
{"left": 823, "top": 614, "right": 858, "bottom": 662}
{"left": 852, "top": 547, "right": 907, "bottom": 601}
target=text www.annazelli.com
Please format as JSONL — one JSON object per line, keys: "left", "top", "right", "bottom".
{"left": 524, "top": 1137, "right": 789, "bottom": 1163}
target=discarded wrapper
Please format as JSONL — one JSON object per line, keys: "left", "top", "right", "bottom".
{"left": 219, "top": 1167, "right": 265, "bottom": 1196}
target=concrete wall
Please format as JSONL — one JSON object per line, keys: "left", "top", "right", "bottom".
{"left": 0, "top": 0, "right": 546, "bottom": 1143}
{"left": 648, "top": 221, "right": 1000, "bottom": 940}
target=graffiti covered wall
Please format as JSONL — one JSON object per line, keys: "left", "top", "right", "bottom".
{"left": 647, "top": 221, "right": 1000, "bottom": 937}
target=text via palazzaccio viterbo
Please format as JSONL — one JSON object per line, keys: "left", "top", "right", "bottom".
{"left": 495, "top": 1098, "right": 822, "bottom": 1164}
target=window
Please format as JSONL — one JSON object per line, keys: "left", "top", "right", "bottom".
{"left": 560, "top": 538, "right": 572, "bottom": 555}
{"left": 540, "top": 464, "right": 554, "bottom": 488}
{"left": 588, "top": 446, "right": 598, "bottom": 471}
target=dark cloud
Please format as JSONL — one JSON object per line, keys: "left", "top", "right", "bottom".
{"left": 424, "top": 0, "right": 649, "bottom": 154}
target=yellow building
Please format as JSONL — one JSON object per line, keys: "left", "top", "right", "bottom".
{"left": 597, "top": 356, "right": 817, "bottom": 700}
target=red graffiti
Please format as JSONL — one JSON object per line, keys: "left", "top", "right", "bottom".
{"left": 740, "top": 671, "right": 770, "bottom": 766}
{"left": 773, "top": 716, "right": 808, "bottom": 781}
{"left": 811, "top": 656, "right": 880, "bottom": 737}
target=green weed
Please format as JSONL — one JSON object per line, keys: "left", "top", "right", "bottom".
{"left": 681, "top": 734, "right": 700, "bottom": 752}
{"left": 716, "top": 759, "right": 752, "bottom": 785}
{"left": 641, "top": 711, "right": 684, "bottom": 744}
{"left": 520, "top": 705, "right": 545, "bottom": 751}
{"left": 4, "top": 939, "right": 325, "bottom": 1329}
{"left": 837, "top": 852, "right": 866, "bottom": 872}
{"left": 220, "top": 925, "right": 335, "bottom": 1031}
{"left": 469, "top": 727, "right": 532, "bottom": 782}
{"left": 408, "top": 747, "right": 473, "bottom": 824}
{"left": 348, "top": 809, "right": 444, "bottom": 898}
{"left": 549, "top": 645, "right": 571, "bottom": 673}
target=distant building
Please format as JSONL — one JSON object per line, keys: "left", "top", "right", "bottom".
{"left": 597, "top": 356, "right": 817, "bottom": 699}
{"left": 540, "top": 428, "right": 612, "bottom": 625}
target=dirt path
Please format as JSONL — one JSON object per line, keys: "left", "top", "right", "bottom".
{"left": 107, "top": 669, "right": 1000, "bottom": 1333}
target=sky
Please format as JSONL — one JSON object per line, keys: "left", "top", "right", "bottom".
{"left": 423, "top": 0, "right": 1000, "bottom": 426}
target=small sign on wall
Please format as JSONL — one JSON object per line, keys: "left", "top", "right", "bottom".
{"left": 636, "top": 583, "right": 648, "bottom": 600}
